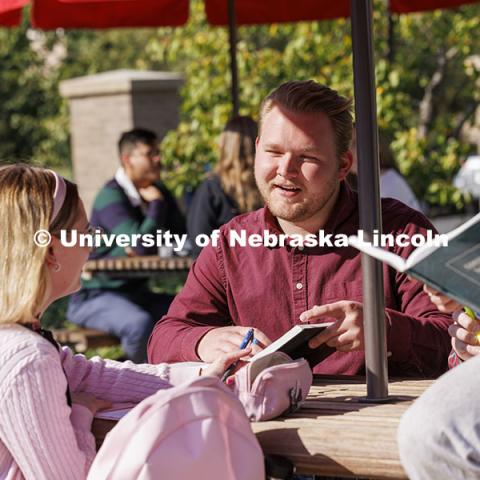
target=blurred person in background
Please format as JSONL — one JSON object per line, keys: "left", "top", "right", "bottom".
{"left": 187, "top": 116, "right": 262, "bottom": 257}
{"left": 349, "top": 128, "right": 423, "bottom": 212}
{"left": 67, "top": 128, "right": 186, "bottom": 363}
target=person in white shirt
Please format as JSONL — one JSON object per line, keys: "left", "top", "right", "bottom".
{"left": 349, "top": 128, "right": 423, "bottom": 212}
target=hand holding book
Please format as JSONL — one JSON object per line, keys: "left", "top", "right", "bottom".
{"left": 450, "top": 309, "right": 480, "bottom": 361}
{"left": 423, "top": 284, "right": 480, "bottom": 361}
{"left": 423, "top": 284, "right": 463, "bottom": 314}
{"left": 299, "top": 300, "right": 365, "bottom": 352}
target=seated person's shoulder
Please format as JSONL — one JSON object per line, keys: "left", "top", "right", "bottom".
{"left": 218, "top": 207, "right": 264, "bottom": 235}
{"left": 94, "top": 178, "right": 125, "bottom": 206}
{"left": 381, "top": 197, "right": 433, "bottom": 232}
{"left": 0, "top": 325, "right": 60, "bottom": 385}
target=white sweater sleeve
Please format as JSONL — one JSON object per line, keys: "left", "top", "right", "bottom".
{"left": 60, "top": 347, "right": 204, "bottom": 401}
{"left": 0, "top": 346, "right": 95, "bottom": 480}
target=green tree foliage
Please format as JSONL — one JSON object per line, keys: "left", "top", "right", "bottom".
{"left": 374, "top": 6, "right": 480, "bottom": 208}
{"left": 0, "top": 13, "right": 66, "bottom": 168}
{"left": 0, "top": 15, "right": 160, "bottom": 173}
{"left": 0, "top": 0, "right": 479, "bottom": 208}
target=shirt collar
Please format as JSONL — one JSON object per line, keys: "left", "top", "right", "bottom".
{"left": 114, "top": 167, "right": 142, "bottom": 207}
{"left": 262, "top": 181, "right": 357, "bottom": 236}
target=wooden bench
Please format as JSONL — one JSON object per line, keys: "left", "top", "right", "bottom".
{"left": 52, "top": 327, "right": 119, "bottom": 352}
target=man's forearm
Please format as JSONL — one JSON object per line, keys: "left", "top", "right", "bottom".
{"left": 147, "top": 318, "right": 216, "bottom": 363}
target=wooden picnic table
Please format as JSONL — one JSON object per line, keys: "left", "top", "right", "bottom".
{"left": 81, "top": 255, "right": 193, "bottom": 280}
{"left": 92, "top": 375, "right": 433, "bottom": 479}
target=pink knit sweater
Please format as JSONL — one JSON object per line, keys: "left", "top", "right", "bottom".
{"left": 0, "top": 324, "right": 202, "bottom": 480}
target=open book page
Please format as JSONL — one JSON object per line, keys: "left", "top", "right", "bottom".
{"left": 348, "top": 213, "right": 480, "bottom": 272}
{"left": 95, "top": 402, "right": 136, "bottom": 421}
{"left": 410, "top": 212, "right": 480, "bottom": 269}
{"left": 350, "top": 213, "right": 480, "bottom": 312}
{"left": 347, "top": 236, "right": 408, "bottom": 271}
{"left": 441, "top": 211, "right": 480, "bottom": 241}
{"left": 409, "top": 219, "right": 480, "bottom": 312}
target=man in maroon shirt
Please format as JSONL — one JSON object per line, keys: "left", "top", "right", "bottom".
{"left": 148, "top": 80, "right": 451, "bottom": 377}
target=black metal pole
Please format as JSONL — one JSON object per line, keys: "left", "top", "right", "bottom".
{"left": 350, "top": 0, "right": 389, "bottom": 400}
{"left": 227, "top": 0, "right": 239, "bottom": 116}
{"left": 387, "top": 0, "right": 395, "bottom": 64}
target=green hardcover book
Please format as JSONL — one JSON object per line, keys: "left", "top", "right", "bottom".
{"left": 348, "top": 212, "right": 480, "bottom": 313}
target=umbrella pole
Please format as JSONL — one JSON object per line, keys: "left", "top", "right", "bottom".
{"left": 350, "top": 0, "right": 389, "bottom": 401}
{"left": 387, "top": 0, "right": 395, "bottom": 64}
{"left": 227, "top": 0, "right": 240, "bottom": 116}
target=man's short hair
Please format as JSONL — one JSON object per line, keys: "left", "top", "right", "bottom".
{"left": 259, "top": 80, "right": 353, "bottom": 158}
{"left": 118, "top": 128, "right": 158, "bottom": 156}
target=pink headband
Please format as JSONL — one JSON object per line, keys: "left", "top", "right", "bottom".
{"left": 48, "top": 170, "right": 67, "bottom": 225}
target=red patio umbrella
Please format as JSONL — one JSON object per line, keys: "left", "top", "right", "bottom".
{"left": 205, "top": 0, "right": 349, "bottom": 25}
{"left": 390, "top": 0, "right": 479, "bottom": 14}
{"left": 0, "top": 0, "right": 189, "bottom": 28}
{"left": 1, "top": 0, "right": 477, "bottom": 28}
{"left": 0, "top": 9, "right": 22, "bottom": 25}
{"left": 205, "top": 0, "right": 478, "bottom": 23}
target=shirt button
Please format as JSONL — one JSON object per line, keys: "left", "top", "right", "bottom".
{"left": 296, "top": 282, "right": 303, "bottom": 290}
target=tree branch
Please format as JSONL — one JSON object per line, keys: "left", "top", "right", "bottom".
{"left": 450, "top": 100, "right": 480, "bottom": 141}
{"left": 417, "top": 46, "right": 458, "bottom": 140}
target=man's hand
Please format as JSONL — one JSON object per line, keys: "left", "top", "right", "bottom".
{"left": 299, "top": 300, "right": 365, "bottom": 352}
{"left": 450, "top": 310, "right": 480, "bottom": 361}
{"left": 138, "top": 186, "right": 163, "bottom": 203}
{"left": 196, "top": 326, "right": 271, "bottom": 362}
{"left": 71, "top": 392, "right": 112, "bottom": 415}
{"left": 423, "top": 285, "right": 461, "bottom": 313}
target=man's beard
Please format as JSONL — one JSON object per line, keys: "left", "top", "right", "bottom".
{"left": 258, "top": 176, "right": 339, "bottom": 224}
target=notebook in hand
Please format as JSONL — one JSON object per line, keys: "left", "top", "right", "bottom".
{"left": 252, "top": 322, "right": 335, "bottom": 367}
{"left": 348, "top": 212, "right": 480, "bottom": 312}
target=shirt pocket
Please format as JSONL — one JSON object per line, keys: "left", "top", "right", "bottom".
{"left": 317, "top": 281, "right": 365, "bottom": 304}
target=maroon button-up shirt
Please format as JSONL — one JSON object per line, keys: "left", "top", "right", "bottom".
{"left": 148, "top": 184, "right": 452, "bottom": 377}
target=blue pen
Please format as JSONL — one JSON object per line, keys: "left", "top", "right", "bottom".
{"left": 238, "top": 328, "right": 255, "bottom": 349}
{"left": 221, "top": 328, "right": 254, "bottom": 382}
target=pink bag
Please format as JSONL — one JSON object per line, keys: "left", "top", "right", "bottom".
{"left": 233, "top": 352, "right": 313, "bottom": 421}
{"left": 87, "top": 376, "right": 265, "bottom": 480}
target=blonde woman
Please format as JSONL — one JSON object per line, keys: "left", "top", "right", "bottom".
{"left": 187, "top": 116, "right": 262, "bottom": 256}
{"left": 0, "top": 164, "right": 248, "bottom": 479}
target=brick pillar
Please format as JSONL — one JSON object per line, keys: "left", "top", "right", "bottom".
{"left": 60, "top": 69, "right": 183, "bottom": 214}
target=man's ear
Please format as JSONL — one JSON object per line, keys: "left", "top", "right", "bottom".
{"left": 255, "top": 136, "right": 260, "bottom": 151}
{"left": 338, "top": 150, "right": 353, "bottom": 181}
{"left": 120, "top": 153, "right": 131, "bottom": 170}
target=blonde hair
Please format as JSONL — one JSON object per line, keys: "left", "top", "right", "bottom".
{"left": 215, "top": 116, "right": 262, "bottom": 213}
{"left": 259, "top": 80, "right": 353, "bottom": 158}
{"left": 0, "top": 164, "right": 79, "bottom": 325}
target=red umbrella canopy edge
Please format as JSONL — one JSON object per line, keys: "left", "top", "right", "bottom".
{"left": 206, "top": 0, "right": 350, "bottom": 26}
{"left": 205, "top": 0, "right": 479, "bottom": 26}
{"left": 1, "top": 0, "right": 478, "bottom": 28}
{"left": 0, "top": 0, "right": 189, "bottom": 28}
{"left": 391, "top": 0, "right": 479, "bottom": 14}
